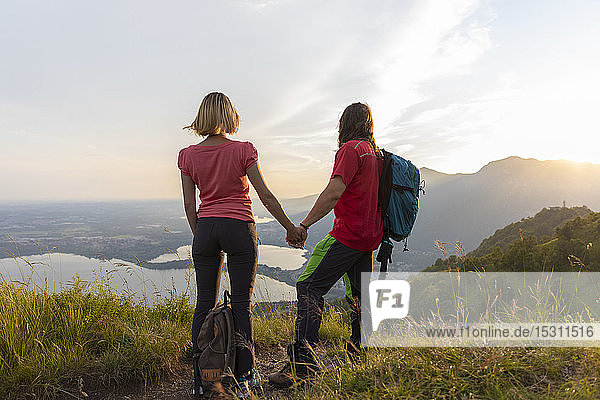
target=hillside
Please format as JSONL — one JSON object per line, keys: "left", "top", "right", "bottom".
{"left": 428, "top": 209, "right": 600, "bottom": 272}
{"left": 468, "top": 206, "right": 592, "bottom": 257}
{"left": 4, "top": 279, "right": 600, "bottom": 399}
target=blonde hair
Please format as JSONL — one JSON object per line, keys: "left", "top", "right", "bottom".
{"left": 184, "top": 92, "right": 240, "bottom": 136}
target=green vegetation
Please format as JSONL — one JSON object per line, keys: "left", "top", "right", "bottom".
{"left": 469, "top": 206, "right": 591, "bottom": 258}
{"left": 291, "top": 346, "right": 600, "bottom": 399}
{"left": 3, "top": 276, "right": 600, "bottom": 399}
{"left": 429, "top": 207, "right": 600, "bottom": 272}
{"left": 6, "top": 206, "right": 600, "bottom": 399}
{"left": 0, "top": 277, "right": 193, "bottom": 399}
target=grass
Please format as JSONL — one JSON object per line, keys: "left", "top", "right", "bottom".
{"left": 2, "top": 266, "right": 600, "bottom": 399}
{"left": 287, "top": 345, "right": 600, "bottom": 399}
{"left": 0, "top": 276, "right": 193, "bottom": 399}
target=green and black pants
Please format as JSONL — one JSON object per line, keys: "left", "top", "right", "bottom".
{"left": 295, "top": 234, "right": 373, "bottom": 348}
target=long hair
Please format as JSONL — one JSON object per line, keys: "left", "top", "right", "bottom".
{"left": 184, "top": 92, "right": 240, "bottom": 136}
{"left": 337, "top": 102, "right": 378, "bottom": 153}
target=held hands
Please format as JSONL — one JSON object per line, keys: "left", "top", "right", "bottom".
{"left": 286, "top": 225, "right": 307, "bottom": 249}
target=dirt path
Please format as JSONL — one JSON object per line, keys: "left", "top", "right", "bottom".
{"left": 71, "top": 345, "right": 292, "bottom": 400}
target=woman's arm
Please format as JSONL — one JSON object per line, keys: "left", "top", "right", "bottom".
{"left": 181, "top": 173, "right": 198, "bottom": 233}
{"left": 246, "top": 162, "right": 305, "bottom": 245}
{"left": 300, "top": 176, "right": 346, "bottom": 228}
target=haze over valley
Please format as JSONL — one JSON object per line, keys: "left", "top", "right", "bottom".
{"left": 2, "top": 156, "right": 600, "bottom": 301}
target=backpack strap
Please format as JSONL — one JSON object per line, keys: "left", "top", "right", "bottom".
{"left": 223, "top": 290, "right": 231, "bottom": 307}
{"left": 377, "top": 149, "right": 393, "bottom": 214}
{"left": 223, "top": 300, "right": 237, "bottom": 377}
{"left": 376, "top": 149, "right": 394, "bottom": 278}
{"left": 354, "top": 140, "right": 365, "bottom": 149}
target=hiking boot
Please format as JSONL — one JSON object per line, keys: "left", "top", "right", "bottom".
{"left": 268, "top": 361, "right": 295, "bottom": 388}
{"left": 288, "top": 342, "right": 320, "bottom": 373}
{"left": 235, "top": 368, "right": 261, "bottom": 398}
{"left": 235, "top": 379, "right": 251, "bottom": 399}
{"left": 268, "top": 343, "right": 319, "bottom": 388}
{"left": 191, "top": 377, "right": 204, "bottom": 398}
{"left": 243, "top": 368, "right": 261, "bottom": 388}
{"left": 245, "top": 368, "right": 262, "bottom": 394}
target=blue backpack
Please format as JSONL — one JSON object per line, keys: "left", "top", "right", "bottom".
{"left": 376, "top": 149, "right": 423, "bottom": 274}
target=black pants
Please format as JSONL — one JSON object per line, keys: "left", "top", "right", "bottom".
{"left": 191, "top": 217, "right": 257, "bottom": 378}
{"left": 294, "top": 234, "right": 373, "bottom": 348}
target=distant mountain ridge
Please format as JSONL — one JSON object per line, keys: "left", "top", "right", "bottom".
{"left": 411, "top": 156, "right": 600, "bottom": 267}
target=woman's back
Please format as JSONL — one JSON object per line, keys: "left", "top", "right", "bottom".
{"left": 178, "top": 140, "right": 258, "bottom": 222}
{"left": 182, "top": 92, "right": 302, "bottom": 397}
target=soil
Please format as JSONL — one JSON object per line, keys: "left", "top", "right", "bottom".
{"left": 57, "top": 344, "right": 294, "bottom": 400}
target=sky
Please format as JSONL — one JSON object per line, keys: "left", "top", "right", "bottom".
{"left": 1, "top": 0, "right": 599, "bottom": 201}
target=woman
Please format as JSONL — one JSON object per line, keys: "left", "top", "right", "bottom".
{"left": 178, "top": 92, "right": 303, "bottom": 398}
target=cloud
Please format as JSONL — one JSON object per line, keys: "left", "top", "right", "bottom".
{"left": 245, "top": 0, "right": 496, "bottom": 178}
{"left": 242, "top": 0, "right": 284, "bottom": 10}
{"left": 0, "top": 0, "right": 499, "bottom": 200}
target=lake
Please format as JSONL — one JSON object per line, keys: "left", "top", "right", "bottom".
{"left": 148, "top": 244, "right": 307, "bottom": 271}
{"left": 0, "top": 245, "right": 305, "bottom": 303}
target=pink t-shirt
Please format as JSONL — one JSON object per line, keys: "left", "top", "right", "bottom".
{"left": 178, "top": 140, "right": 258, "bottom": 222}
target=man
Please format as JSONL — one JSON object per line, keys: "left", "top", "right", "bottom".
{"left": 270, "top": 102, "right": 383, "bottom": 387}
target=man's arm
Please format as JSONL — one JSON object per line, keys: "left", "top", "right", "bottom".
{"left": 181, "top": 173, "right": 197, "bottom": 233}
{"left": 300, "top": 176, "right": 346, "bottom": 229}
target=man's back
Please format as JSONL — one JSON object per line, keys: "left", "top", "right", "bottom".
{"left": 330, "top": 139, "right": 383, "bottom": 251}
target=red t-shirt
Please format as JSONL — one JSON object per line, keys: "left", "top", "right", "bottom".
{"left": 329, "top": 140, "right": 383, "bottom": 251}
{"left": 178, "top": 140, "right": 258, "bottom": 222}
